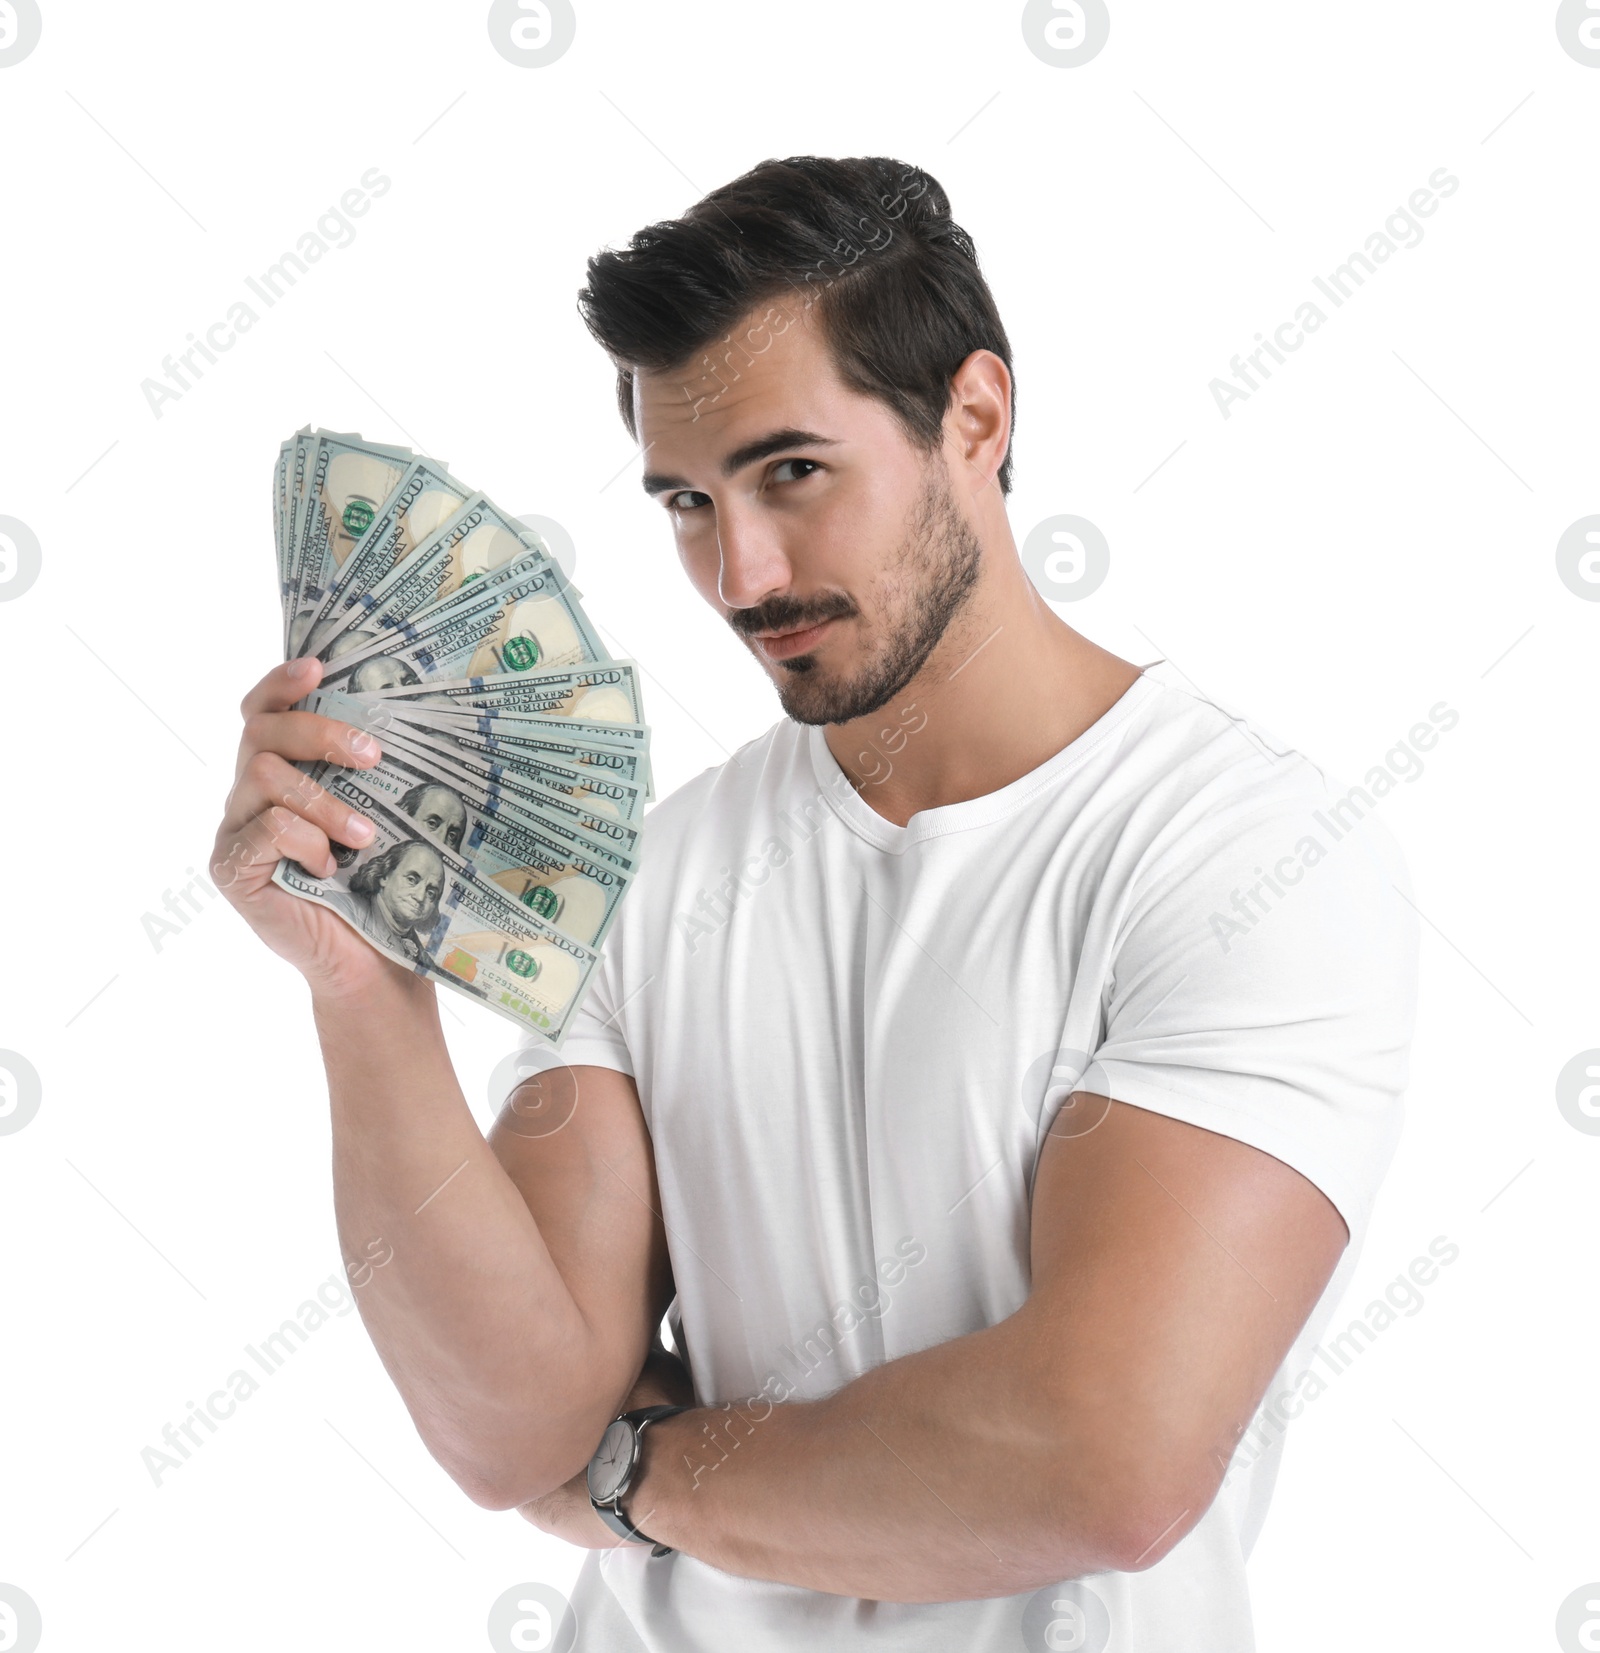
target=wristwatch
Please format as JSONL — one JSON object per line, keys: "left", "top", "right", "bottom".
{"left": 587, "top": 1404, "right": 690, "bottom": 1556}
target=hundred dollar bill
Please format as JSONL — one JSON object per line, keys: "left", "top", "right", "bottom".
{"left": 364, "top": 661, "right": 644, "bottom": 726}
{"left": 360, "top": 715, "right": 643, "bottom": 861}
{"left": 280, "top": 429, "right": 320, "bottom": 646}
{"left": 272, "top": 789, "right": 601, "bottom": 1043}
{"left": 305, "top": 456, "right": 474, "bottom": 655}
{"left": 272, "top": 437, "right": 294, "bottom": 590}
{"left": 318, "top": 555, "right": 605, "bottom": 690}
{"left": 370, "top": 711, "right": 644, "bottom": 825}
{"left": 310, "top": 687, "right": 645, "bottom": 827}
{"left": 332, "top": 494, "right": 556, "bottom": 648}
{"left": 308, "top": 754, "right": 635, "bottom": 948}
{"left": 301, "top": 689, "right": 642, "bottom": 860}
{"left": 367, "top": 701, "right": 651, "bottom": 788}
{"left": 286, "top": 432, "right": 415, "bottom": 657}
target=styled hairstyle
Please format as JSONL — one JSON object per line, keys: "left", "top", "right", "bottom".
{"left": 577, "top": 155, "right": 1016, "bottom": 494}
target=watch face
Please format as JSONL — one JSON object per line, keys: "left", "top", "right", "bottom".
{"left": 587, "top": 1418, "right": 635, "bottom": 1502}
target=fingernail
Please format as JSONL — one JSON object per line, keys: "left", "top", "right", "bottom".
{"left": 348, "top": 732, "right": 378, "bottom": 758}
{"left": 345, "top": 813, "right": 374, "bottom": 842}
{"left": 290, "top": 655, "right": 320, "bottom": 679}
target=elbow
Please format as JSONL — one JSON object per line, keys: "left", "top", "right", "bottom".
{"left": 1038, "top": 1448, "right": 1219, "bottom": 1578}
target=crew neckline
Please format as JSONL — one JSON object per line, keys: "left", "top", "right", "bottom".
{"left": 807, "top": 671, "right": 1159, "bottom": 853}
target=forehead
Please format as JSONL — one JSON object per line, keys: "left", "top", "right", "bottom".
{"left": 633, "top": 301, "right": 881, "bottom": 477}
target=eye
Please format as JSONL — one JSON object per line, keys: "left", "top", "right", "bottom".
{"left": 771, "top": 458, "right": 821, "bottom": 486}
{"left": 665, "top": 490, "right": 710, "bottom": 513}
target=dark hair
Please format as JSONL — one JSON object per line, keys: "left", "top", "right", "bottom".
{"left": 577, "top": 156, "right": 1016, "bottom": 494}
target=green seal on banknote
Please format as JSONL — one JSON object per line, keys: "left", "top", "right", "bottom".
{"left": 342, "top": 499, "right": 376, "bottom": 536}
{"left": 521, "top": 885, "right": 561, "bottom": 921}
{"left": 505, "top": 949, "right": 541, "bottom": 979}
{"left": 502, "top": 634, "right": 541, "bottom": 671}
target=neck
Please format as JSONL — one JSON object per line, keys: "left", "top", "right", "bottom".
{"left": 821, "top": 544, "right": 1143, "bottom": 828}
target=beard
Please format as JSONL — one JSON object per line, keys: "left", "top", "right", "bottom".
{"left": 734, "top": 460, "right": 983, "bottom": 727}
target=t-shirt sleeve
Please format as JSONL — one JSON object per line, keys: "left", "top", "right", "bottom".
{"left": 1080, "top": 782, "right": 1421, "bottom": 1238}
{"left": 550, "top": 932, "right": 636, "bottom": 1076}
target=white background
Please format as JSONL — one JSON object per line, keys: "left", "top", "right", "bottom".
{"left": 1, "top": 2, "right": 1595, "bottom": 1649}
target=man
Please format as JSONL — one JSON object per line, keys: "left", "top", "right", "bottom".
{"left": 212, "top": 156, "right": 1418, "bottom": 1650}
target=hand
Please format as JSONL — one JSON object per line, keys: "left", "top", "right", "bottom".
{"left": 516, "top": 1466, "right": 628, "bottom": 1551}
{"left": 209, "top": 655, "right": 408, "bottom": 998}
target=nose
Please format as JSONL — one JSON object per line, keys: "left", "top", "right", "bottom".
{"left": 714, "top": 498, "right": 792, "bottom": 612}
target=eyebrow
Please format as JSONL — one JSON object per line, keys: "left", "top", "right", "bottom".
{"left": 641, "top": 427, "right": 839, "bottom": 497}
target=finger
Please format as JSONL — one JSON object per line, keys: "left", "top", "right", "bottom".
{"left": 237, "top": 708, "right": 382, "bottom": 776}
{"left": 223, "top": 749, "right": 379, "bottom": 849}
{"left": 240, "top": 655, "right": 324, "bottom": 718}
{"left": 212, "top": 805, "right": 338, "bottom": 890}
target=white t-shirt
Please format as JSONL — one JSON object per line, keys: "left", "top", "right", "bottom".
{"left": 545, "top": 666, "right": 1419, "bottom": 1653}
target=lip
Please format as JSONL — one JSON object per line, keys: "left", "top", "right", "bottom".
{"left": 753, "top": 616, "right": 839, "bottom": 661}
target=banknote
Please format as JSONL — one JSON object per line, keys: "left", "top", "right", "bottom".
{"left": 286, "top": 432, "right": 415, "bottom": 656}
{"left": 363, "top": 661, "right": 644, "bottom": 726}
{"left": 304, "top": 457, "right": 475, "bottom": 655}
{"left": 318, "top": 689, "right": 651, "bottom": 788}
{"left": 272, "top": 789, "right": 601, "bottom": 1041}
{"left": 360, "top": 716, "right": 644, "bottom": 861}
{"left": 302, "top": 687, "right": 641, "bottom": 872}
{"left": 328, "top": 494, "right": 557, "bottom": 652}
{"left": 271, "top": 427, "right": 648, "bottom": 1043}
{"left": 318, "top": 555, "right": 605, "bottom": 690}
{"left": 307, "top": 753, "right": 635, "bottom": 948}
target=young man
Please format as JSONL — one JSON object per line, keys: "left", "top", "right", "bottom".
{"left": 212, "top": 156, "right": 1419, "bottom": 1650}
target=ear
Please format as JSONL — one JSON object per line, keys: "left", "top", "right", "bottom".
{"left": 944, "top": 349, "right": 1012, "bottom": 498}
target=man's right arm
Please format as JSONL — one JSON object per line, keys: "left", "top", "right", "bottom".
{"left": 212, "top": 657, "right": 669, "bottom": 1509}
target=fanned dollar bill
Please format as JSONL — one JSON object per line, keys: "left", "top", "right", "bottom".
{"left": 286, "top": 432, "right": 415, "bottom": 656}
{"left": 318, "top": 554, "right": 605, "bottom": 690}
{"left": 305, "top": 456, "right": 476, "bottom": 655}
{"left": 272, "top": 791, "right": 601, "bottom": 1042}
{"left": 305, "top": 748, "right": 636, "bottom": 948}
{"left": 270, "top": 426, "right": 650, "bottom": 1040}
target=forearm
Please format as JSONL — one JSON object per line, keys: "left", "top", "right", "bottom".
{"left": 315, "top": 969, "right": 601, "bottom": 1501}
{"left": 626, "top": 1311, "right": 1160, "bottom": 1603}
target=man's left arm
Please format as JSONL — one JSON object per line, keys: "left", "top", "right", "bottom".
{"left": 517, "top": 1091, "right": 1348, "bottom": 1604}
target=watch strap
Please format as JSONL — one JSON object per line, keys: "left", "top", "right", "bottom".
{"left": 595, "top": 1404, "right": 691, "bottom": 1556}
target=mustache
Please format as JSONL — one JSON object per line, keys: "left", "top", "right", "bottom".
{"left": 727, "top": 593, "right": 858, "bottom": 637}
